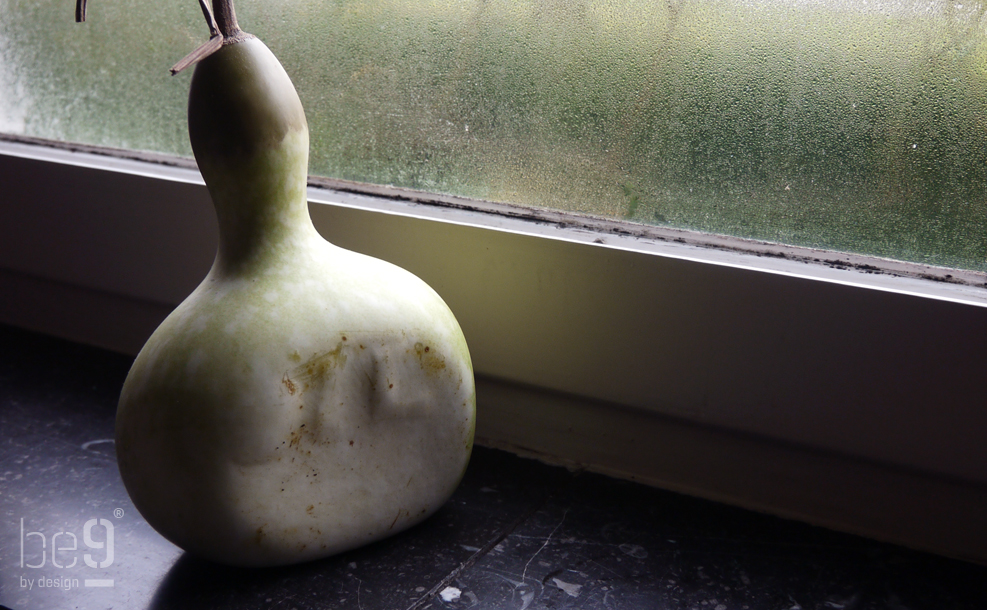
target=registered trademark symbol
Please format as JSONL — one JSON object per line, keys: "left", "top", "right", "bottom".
{"left": 113, "top": 508, "right": 124, "bottom": 519}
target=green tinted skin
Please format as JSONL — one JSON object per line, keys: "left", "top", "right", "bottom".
{"left": 115, "top": 37, "right": 475, "bottom": 567}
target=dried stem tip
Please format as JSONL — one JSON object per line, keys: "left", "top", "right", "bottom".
{"left": 198, "top": 0, "right": 221, "bottom": 38}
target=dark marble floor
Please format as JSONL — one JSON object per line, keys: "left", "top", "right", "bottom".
{"left": 0, "top": 323, "right": 985, "bottom": 610}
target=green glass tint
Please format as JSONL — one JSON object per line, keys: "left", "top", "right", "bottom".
{"left": 3, "top": 0, "right": 987, "bottom": 270}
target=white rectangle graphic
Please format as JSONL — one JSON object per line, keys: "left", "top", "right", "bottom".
{"left": 84, "top": 579, "right": 114, "bottom": 587}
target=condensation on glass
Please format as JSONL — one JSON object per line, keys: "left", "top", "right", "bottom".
{"left": 3, "top": 0, "right": 986, "bottom": 270}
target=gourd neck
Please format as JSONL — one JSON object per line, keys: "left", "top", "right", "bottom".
{"left": 204, "top": 130, "right": 318, "bottom": 277}
{"left": 188, "top": 36, "right": 315, "bottom": 277}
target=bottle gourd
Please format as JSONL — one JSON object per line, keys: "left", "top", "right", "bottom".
{"left": 79, "top": 0, "right": 475, "bottom": 567}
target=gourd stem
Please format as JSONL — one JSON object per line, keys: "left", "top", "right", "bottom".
{"left": 212, "top": 0, "right": 241, "bottom": 39}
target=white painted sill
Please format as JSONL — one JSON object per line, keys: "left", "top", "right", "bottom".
{"left": 2, "top": 138, "right": 986, "bottom": 563}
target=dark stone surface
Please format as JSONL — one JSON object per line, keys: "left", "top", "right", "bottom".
{"left": 0, "top": 323, "right": 984, "bottom": 610}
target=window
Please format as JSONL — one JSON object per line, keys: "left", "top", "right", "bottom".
{"left": 2, "top": 0, "right": 987, "bottom": 562}
{"left": 4, "top": 0, "right": 987, "bottom": 269}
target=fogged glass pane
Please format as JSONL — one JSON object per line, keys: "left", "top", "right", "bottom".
{"left": 3, "top": 0, "right": 987, "bottom": 271}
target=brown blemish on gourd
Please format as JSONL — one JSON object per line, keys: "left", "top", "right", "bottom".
{"left": 293, "top": 343, "right": 347, "bottom": 386}
{"left": 282, "top": 373, "right": 297, "bottom": 395}
{"left": 255, "top": 525, "right": 266, "bottom": 545}
{"left": 413, "top": 342, "right": 447, "bottom": 375}
{"left": 288, "top": 423, "right": 308, "bottom": 448}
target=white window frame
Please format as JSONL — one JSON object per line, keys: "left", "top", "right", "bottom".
{"left": 2, "top": 136, "right": 986, "bottom": 562}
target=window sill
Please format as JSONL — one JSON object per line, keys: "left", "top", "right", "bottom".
{"left": 2, "top": 137, "right": 986, "bottom": 563}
